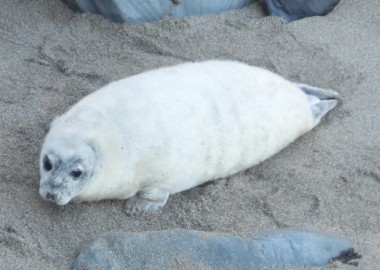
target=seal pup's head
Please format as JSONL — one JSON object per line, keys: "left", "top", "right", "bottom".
{"left": 39, "top": 123, "right": 98, "bottom": 206}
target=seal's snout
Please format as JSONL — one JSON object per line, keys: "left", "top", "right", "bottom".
{"left": 45, "top": 191, "right": 57, "bottom": 201}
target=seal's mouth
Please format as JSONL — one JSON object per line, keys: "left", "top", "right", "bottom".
{"left": 39, "top": 188, "right": 71, "bottom": 206}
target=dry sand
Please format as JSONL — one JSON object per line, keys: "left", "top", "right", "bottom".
{"left": 0, "top": 0, "right": 379, "bottom": 269}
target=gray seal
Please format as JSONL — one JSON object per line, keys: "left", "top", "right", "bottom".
{"left": 39, "top": 60, "right": 338, "bottom": 213}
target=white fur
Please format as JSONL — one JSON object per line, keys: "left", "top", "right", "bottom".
{"left": 40, "top": 60, "right": 319, "bottom": 211}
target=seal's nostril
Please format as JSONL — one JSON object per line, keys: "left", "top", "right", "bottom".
{"left": 46, "top": 192, "right": 56, "bottom": 201}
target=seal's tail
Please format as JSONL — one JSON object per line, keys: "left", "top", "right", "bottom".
{"left": 297, "top": 83, "right": 339, "bottom": 128}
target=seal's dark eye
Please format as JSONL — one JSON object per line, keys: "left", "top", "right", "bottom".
{"left": 43, "top": 156, "right": 52, "bottom": 171}
{"left": 70, "top": 169, "right": 82, "bottom": 179}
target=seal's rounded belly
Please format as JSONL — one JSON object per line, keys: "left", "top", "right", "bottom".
{"left": 39, "top": 60, "right": 338, "bottom": 212}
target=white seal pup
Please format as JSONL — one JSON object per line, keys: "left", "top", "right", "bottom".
{"left": 39, "top": 60, "right": 338, "bottom": 213}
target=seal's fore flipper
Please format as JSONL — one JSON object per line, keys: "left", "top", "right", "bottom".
{"left": 298, "top": 83, "right": 339, "bottom": 128}
{"left": 125, "top": 188, "right": 170, "bottom": 215}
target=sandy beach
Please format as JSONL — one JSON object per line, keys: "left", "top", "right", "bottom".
{"left": 0, "top": 0, "right": 379, "bottom": 269}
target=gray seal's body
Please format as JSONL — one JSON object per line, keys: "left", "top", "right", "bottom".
{"left": 39, "top": 60, "right": 338, "bottom": 212}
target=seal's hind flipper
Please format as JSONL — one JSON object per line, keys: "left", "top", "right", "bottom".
{"left": 298, "top": 83, "right": 339, "bottom": 99}
{"left": 298, "top": 84, "right": 339, "bottom": 127}
{"left": 310, "top": 99, "right": 338, "bottom": 127}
